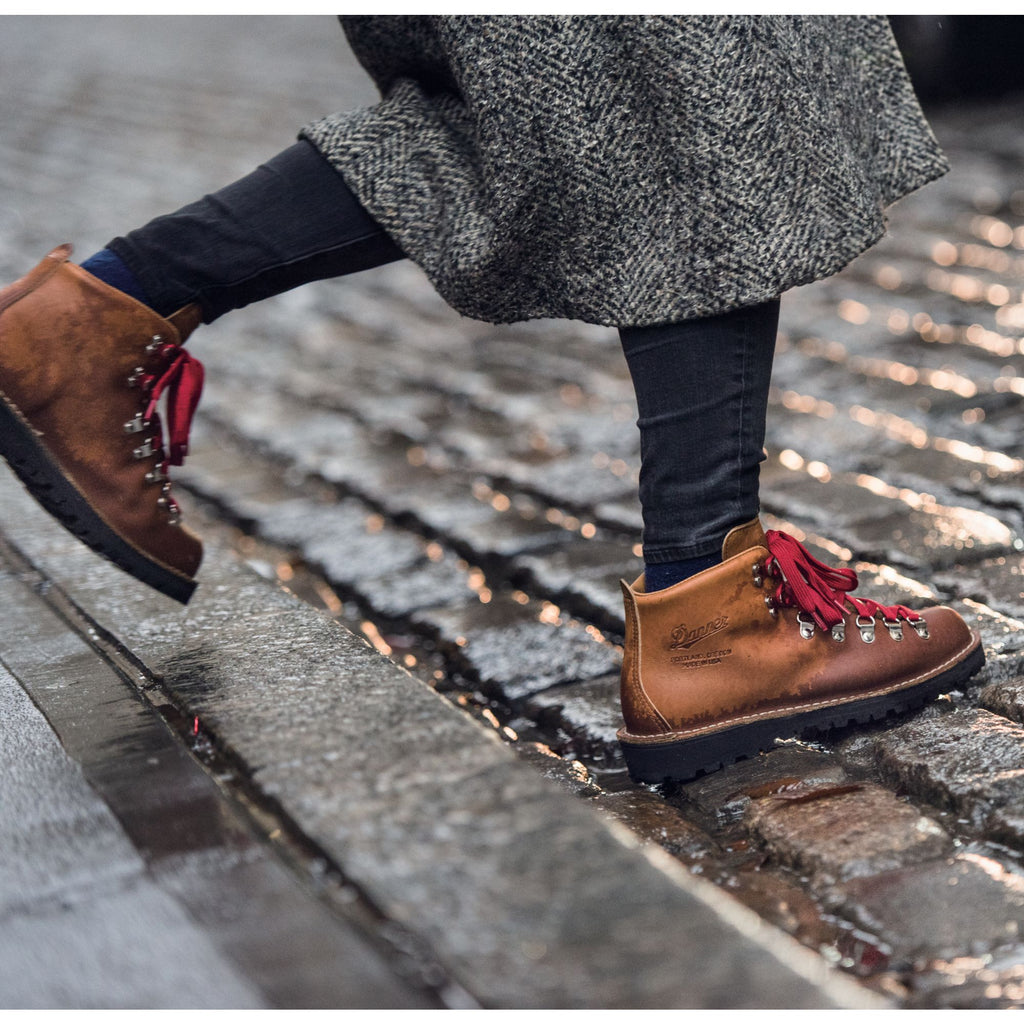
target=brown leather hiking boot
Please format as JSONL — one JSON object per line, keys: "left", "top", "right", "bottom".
{"left": 0, "top": 245, "right": 204, "bottom": 603}
{"left": 618, "top": 518, "right": 985, "bottom": 783}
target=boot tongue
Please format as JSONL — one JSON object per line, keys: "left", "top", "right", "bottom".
{"left": 167, "top": 303, "right": 202, "bottom": 343}
{"left": 721, "top": 518, "right": 767, "bottom": 559}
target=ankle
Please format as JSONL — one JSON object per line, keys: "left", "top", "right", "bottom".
{"left": 80, "top": 249, "right": 154, "bottom": 309}
{"left": 644, "top": 551, "right": 721, "bottom": 591}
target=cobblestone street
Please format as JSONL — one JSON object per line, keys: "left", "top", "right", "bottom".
{"left": 3, "top": 16, "right": 1024, "bottom": 1009}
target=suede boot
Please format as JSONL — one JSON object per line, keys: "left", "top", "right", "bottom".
{"left": 619, "top": 518, "right": 984, "bottom": 782}
{"left": 0, "top": 245, "right": 204, "bottom": 603}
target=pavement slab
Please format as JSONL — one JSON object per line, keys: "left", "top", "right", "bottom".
{"left": 0, "top": 563, "right": 422, "bottom": 1009}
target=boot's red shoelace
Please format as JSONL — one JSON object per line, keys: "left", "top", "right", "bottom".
{"left": 764, "top": 529, "right": 921, "bottom": 631}
{"left": 142, "top": 345, "right": 205, "bottom": 468}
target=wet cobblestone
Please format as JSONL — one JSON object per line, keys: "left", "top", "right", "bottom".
{"left": 419, "top": 598, "right": 619, "bottom": 703}
{"left": 591, "top": 789, "right": 720, "bottom": 865}
{"left": 746, "top": 784, "right": 951, "bottom": 886}
{"left": 874, "top": 708, "right": 1024, "bottom": 847}
{"left": 831, "top": 855, "right": 1024, "bottom": 964}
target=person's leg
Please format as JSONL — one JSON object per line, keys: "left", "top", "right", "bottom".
{"left": 618, "top": 299, "right": 779, "bottom": 591}
{"left": 615, "top": 298, "right": 983, "bottom": 783}
{"left": 0, "top": 140, "right": 405, "bottom": 602}
{"left": 90, "top": 139, "right": 404, "bottom": 323}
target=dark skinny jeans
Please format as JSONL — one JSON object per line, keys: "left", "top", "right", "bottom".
{"left": 109, "top": 140, "right": 778, "bottom": 562}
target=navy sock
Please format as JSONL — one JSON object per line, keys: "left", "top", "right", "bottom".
{"left": 80, "top": 249, "right": 154, "bottom": 309}
{"left": 644, "top": 552, "right": 721, "bottom": 591}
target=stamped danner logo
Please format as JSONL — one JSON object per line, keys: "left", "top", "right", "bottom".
{"left": 669, "top": 616, "right": 729, "bottom": 650}
{"left": 667, "top": 616, "right": 732, "bottom": 668}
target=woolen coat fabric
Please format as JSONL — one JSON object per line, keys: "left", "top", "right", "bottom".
{"left": 301, "top": 15, "right": 947, "bottom": 328}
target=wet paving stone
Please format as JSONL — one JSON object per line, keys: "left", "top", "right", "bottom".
{"left": 722, "top": 868, "right": 885, "bottom": 975}
{"left": 523, "top": 673, "right": 623, "bottom": 760}
{"left": 676, "top": 745, "right": 850, "bottom": 832}
{"left": 907, "top": 947, "right": 1024, "bottom": 1008}
{"left": 592, "top": 496, "right": 644, "bottom": 534}
{"left": 760, "top": 457, "right": 908, "bottom": 530}
{"left": 417, "top": 596, "right": 621, "bottom": 702}
{"left": 441, "top": 504, "right": 570, "bottom": 563}
{"left": 761, "top": 464, "right": 1014, "bottom": 571}
{"left": 493, "top": 453, "right": 639, "bottom": 509}
{"left": 198, "top": 388, "right": 426, "bottom": 504}
{"left": 841, "top": 506, "right": 1013, "bottom": 571}
{"left": 356, "top": 554, "right": 480, "bottom": 622}
{"left": 936, "top": 554, "right": 1024, "bottom": 622}
{"left": 259, "top": 500, "right": 429, "bottom": 584}
{"left": 374, "top": 473, "right": 514, "bottom": 540}
{"left": 951, "top": 607, "right": 1024, "bottom": 689}
{"left": 591, "top": 788, "right": 721, "bottom": 866}
{"left": 980, "top": 679, "right": 1024, "bottom": 729}
{"left": 830, "top": 854, "right": 1024, "bottom": 965}
{"left": 514, "top": 536, "right": 641, "bottom": 633}
{"left": 873, "top": 707, "right": 1024, "bottom": 847}
{"left": 746, "top": 784, "right": 951, "bottom": 886}
{"left": 284, "top": 370, "right": 455, "bottom": 443}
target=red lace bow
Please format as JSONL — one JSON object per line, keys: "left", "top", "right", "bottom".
{"left": 764, "top": 529, "right": 921, "bottom": 631}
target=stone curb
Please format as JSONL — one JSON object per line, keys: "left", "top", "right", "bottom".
{"left": 0, "top": 466, "right": 883, "bottom": 1009}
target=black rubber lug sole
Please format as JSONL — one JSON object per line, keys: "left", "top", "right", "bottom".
{"left": 0, "top": 392, "right": 195, "bottom": 604}
{"left": 620, "top": 643, "right": 986, "bottom": 785}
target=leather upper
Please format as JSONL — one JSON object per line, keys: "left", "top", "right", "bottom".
{"left": 620, "top": 518, "right": 980, "bottom": 739}
{"left": 0, "top": 246, "right": 203, "bottom": 579}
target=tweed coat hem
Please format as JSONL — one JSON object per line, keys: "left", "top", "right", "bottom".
{"left": 301, "top": 15, "right": 948, "bottom": 328}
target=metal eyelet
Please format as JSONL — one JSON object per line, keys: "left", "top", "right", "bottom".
{"left": 797, "top": 612, "right": 815, "bottom": 640}
{"left": 884, "top": 618, "right": 904, "bottom": 641}
{"left": 133, "top": 438, "right": 157, "bottom": 460}
{"left": 157, "top": 496, "right": 180, "bottom": 520}
{"left": 910, "top": 618, "right": 930, "bottom": 640}
{"left": 751, "top": 563, "right": 764, "bottom": 588}
{"left": 856, "top": 615, "right": 876, "bottom": 644}
{"left": 127, "top": 367, "right": 146, "bottom": 388}
{"left": 145, "top": 334, "right": 164, "bottom": 353}
{"left": 831, "top": 620, "right": 846, "bottom": 643}
{"left": 145, "top": 466, "right": 169, "bottom": 484}
{"left": 764, "top": 594, "right": 778, "bottom": 618}
{"left": 159, "top": 484, "right": 181, "bottom": 525}
{"left": 123, "top": 413, "right": 150, "bottom": 434}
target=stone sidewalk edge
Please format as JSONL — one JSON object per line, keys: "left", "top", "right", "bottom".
{"left": 0, "top": 467, "right": 883, "bottom": 1009}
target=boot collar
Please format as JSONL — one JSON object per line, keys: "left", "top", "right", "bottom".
{"left": 721, "top": 517, "right": 766, "bottom": 559}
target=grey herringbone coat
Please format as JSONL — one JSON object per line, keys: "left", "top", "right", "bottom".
{"left": 302, "top": 15, "right": 946, "bottom": 327}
